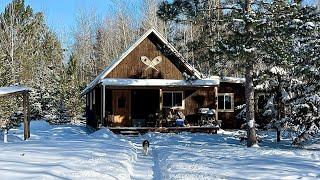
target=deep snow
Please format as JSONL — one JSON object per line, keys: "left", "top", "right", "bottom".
{"left": 0, "top": 121, "right": 319, "bottom": 179}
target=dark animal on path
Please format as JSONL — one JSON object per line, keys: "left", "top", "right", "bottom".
{"left": 142, "top": 140, "right": 150, "bottom": 155}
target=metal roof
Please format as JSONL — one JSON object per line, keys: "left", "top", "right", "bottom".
{"left": 0, "top": 86, "right": 31, "bottom": 97}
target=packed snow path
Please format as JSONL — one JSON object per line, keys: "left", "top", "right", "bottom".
{"left": 127, "top": 136, "right": 161, "bottom": 180}
{"left": 0, "top": 121, "right": 320, "bottom": 179}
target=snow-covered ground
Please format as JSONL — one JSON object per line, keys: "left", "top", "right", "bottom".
{"left": 0, "top": 121, "right": 319, "bottom": 179}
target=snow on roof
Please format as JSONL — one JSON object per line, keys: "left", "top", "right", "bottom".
{"left": 101, "top": 78, "right": 219, "bottom": 87}
{"left": 81, "top": 28, "right": 202, "bottom": 96}
{"left": 0, "top": 86, "right": 31, "bottom": 96}
{"left": 209, "top": 76, "right": 245, "bottom": 83}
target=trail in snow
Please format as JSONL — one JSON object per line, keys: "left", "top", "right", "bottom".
{"left": 126, "top": 135, "right": 162, "bottom": 180}
{"left": 151, "top": 145, "right": 163, "bottom": 180}
{"left": 1, "top": 121, "right": 320, "bottom": 179}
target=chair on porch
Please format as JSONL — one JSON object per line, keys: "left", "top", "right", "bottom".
{"left": 162, "top": 108, "right": 186, "bottom": 127}
{"left": 145, "top": 113, "right": 158, "bottom": 127}
{"left": 162, "top": 108, "right": 175, "bottom": 127}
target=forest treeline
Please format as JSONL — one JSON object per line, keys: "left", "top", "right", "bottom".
{"left": 0, "top": 0, "right": 167, "bottom": 126}
{"left": 0, "top": 0, "right": 319, "bottom": 146}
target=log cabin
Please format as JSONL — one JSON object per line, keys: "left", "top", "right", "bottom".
{"left": 81, "top": 28, "right": 245, "bottom": 129}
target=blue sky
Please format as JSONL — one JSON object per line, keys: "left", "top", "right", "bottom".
{"left": 0, "top": 0, "right": 144, "bottom": 42}
{"left": 0, "top": 0, "right": 317, "bottom": 45}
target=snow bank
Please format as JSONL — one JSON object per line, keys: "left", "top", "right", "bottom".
{"left": 0, "top": 120, "right": 136, "bottom": 179}
{"left": 1, "top": 121, "right": 319, "bottom": 179}
{"left": 127, "top": 131, "right": 320, "bottom": 180}
{"left": 90, "top": 128, "right": 120, "bottom": 140}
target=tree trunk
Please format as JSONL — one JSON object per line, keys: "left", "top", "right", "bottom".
{"left": 245, "top": 65, "right": 257, "bottom": 147}
{"left": 244, "top": 0, "right": 257, "bottom": 147}
{"left": 277, "top": 129, "right": 281, "bottom": 142}
{"left": 4, "top": 129, "right": 8, "bottom": 143}
{"left": 276, "top": 75, "right": 284, "bottom": 142}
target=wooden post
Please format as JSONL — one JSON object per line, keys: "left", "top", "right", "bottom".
{"left": 102, "top": 85, "right": 106, "bottom": 125}
{"left": 90, "top": 91, "right": 93, "bottom": 110}
{"left": 4, "top": 129, "right": 8, "bottom": 143}
{"left": 101, "top": 86, "right": 103, "bottom": 126}
{"left": 159, "top": 88, "right": 163, "bottom": 127}
{"left": 214, "top": 86, "right": 218, "bottom": 121}
{"left": 27, "top": 93, "right": 30, "bottom": 138}
{"left": 23, "top": 93, "right": 30, "bottom": 140}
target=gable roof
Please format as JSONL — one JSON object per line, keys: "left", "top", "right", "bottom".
{"left": 81, "top": 28, "right": 202, "bottom": 96}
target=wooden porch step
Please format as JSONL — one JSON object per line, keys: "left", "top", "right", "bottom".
{"left": 108, "top": 126, "right": 219, "bottom": 135}
{"left": 119, "top": 130, "right": 140, "bottom": 135}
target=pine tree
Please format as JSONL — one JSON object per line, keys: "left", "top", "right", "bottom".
{"left": 0, "top": 0, "right": 64, "bottom": 123}
{"left": 254, "top": 2, "right": 320, "bottom": 145}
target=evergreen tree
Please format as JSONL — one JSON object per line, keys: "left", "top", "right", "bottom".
{"left": 0, "top": 0, "right": 64, "bottom": 124}
{"left": 247, "top": 2, "right": 319, "bottom": 145}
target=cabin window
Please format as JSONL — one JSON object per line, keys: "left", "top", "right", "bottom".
{"left": 218, "top": 93, "right": 234, "bottom": 112}
{"left": 163, "top": 91, "right": 184, "bottom": 109}
{"left": 118, "top": 96, "right": 126, "bottom": 108}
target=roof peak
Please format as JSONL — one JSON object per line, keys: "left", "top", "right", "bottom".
{"left": 81, "top": 28, "right": 201, "bottom": 96}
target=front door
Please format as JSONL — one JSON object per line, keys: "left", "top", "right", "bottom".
{"left": 112, "top": 90, "right": 131, "bottom": 126}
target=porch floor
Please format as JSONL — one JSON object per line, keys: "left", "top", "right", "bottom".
{"left": 108, "top": 126, "right": 219, "bottom": 135}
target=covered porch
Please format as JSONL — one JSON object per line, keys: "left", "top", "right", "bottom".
{"left": 86, "top": 78, "right": 220, "bottom": 128}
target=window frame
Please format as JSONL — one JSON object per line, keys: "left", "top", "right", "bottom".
{"left": 217, "top": 93, "right": 234, "bottom": 112}
{"left": 163, "top": 91, "right": 185, "bottom": 109}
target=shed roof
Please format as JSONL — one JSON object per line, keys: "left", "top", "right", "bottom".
{"left": 101, "top": 78, "right": 219, "bottom": 88}
{"left": 0, "top": 86, "right": 31, "bottom": 97}
{"left": 81, "top": 28, "right": 202, "bottom": 96}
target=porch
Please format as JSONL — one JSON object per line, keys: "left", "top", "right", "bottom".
{"left": 86, "top": 78, "right": 220, "bottom": 128}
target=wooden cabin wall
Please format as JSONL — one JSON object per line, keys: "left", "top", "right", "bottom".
{"left": 183, "top": 88, "right": 216, "bottom": 115}
{"left": 104, "top": 89, "right": 113, "bottom": 124}
{"left": 89, "top": 85, "right": 245, "bottom": 129}
{"left": 218, "top": 82, "right": 245, "bottom": 129}
{"left": 94, "top": 86, "right": 101, "bottom": 122}
{"left": 160, "top": 88, "right": 216, "bottom": 125}
{"left": 86, "top": 90, "right": 98, "bottom": 128}
{"left": 106, "top": 36, "right": 185, "bottom": 80}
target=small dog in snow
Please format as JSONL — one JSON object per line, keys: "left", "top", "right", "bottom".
{"left": 142, "top": 140, "right": 150, "bottom": 156}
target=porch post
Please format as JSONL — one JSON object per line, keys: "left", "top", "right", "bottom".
{"left": 101, "top": 86, "right": 103, "bottom": 126}
{"left": 102, "top": 85, "right": 106, "bottom": 120}
{"left": 90, "top": 91, "right": 93, "bottom": 110}
{"left": 23, "top": 93, "right": 30, "bottom": 140}
{"left": 214, "top": 86, "right": 218, "bottom": 121}
{"left": 159, "top": 88, "right": 163, "bottom": 127}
